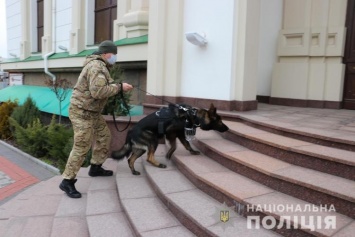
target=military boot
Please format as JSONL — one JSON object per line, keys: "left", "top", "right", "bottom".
{"left": 88, "top": 164, "right": 113, "bottom": 177}
{"left": 59, "top": 179, "right": 82, "bottom": 198}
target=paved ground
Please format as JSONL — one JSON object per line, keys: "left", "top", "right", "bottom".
{"left": 0, "top": 141, "right": 59, "bottom": 205}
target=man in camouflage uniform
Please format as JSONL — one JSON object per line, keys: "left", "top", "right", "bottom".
{"left": 59, "top": 40, "right": 133, "bottom": 198}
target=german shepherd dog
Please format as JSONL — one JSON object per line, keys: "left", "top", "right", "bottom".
{"left": 111, "top": 103, "right": 229, "bottom": 175}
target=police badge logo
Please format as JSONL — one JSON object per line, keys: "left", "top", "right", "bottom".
{"left": 220, "top": 210, "right": 230, "bottom": 223}
{"left": 211, "top": 202, "right": 237, "bottom": 232}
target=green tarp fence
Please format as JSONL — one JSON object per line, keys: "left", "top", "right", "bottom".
{"left": 0, "top": 85, "right": 143, "bottom": 117}
{"left": 0, "top": 85, "right": 72, "bottom": 117}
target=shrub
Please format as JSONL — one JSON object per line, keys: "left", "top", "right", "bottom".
{"left": 9, "top": 117, "right": 49, "bottom": 158}
{"left": 0, "top": 100, "right": 18, "bottom": 140}
{"left": 46, "top": 116, "right": 73, "bottom": 172}
{"left": 102, "top": 64, "right": 132, "bottom": 116}
{"left": 8, "top": 102, "right": 75, "bottom": 172}
{"left": 11, "top": 96, "right": 41, "bottom": 128}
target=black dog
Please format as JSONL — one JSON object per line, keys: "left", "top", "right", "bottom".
{"left": 111, "top": 103, "right": 229, "bottom": 175}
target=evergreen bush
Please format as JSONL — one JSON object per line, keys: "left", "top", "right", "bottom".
{"left": 46, "top": 116, "right": 73, "bottom": 172}
{"left": 102, "top": 64, "right": 132, "bottom": 116}
{"left": 9, "top": 117, "right": 49, "bottom": 158}
{"left": 8, "top": 101, "right": 75, "bottom": 172}
{"left": 0, "top": 100, "right": 18, "bottom": 140}
{"left": 11, "top": 96, "right": 41, "bottom": 128}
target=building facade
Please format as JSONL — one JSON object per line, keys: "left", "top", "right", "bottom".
{"left": 1, "top": 0, "right": 354, "bottom": 112}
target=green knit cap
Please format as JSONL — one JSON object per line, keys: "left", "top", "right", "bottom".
{"left": 98, "top": 40, "right": 117, "bottom": 54}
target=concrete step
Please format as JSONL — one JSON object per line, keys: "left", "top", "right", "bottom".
{"left": 222, "top": 121, "right": 355, "bottom": 180}
{"left": 219, "top": 109, "right": 355, "bottom": 152}
{"left": 193, "top": 130, "right": 355, "bottom": 219}
{"left": 172, "top": 146, "right": 353, "bottom": 237}
{"left": 141, "top": 146, "right": 280, "bottom": 237}
{"left": 85, "top": 159, "right": 134, "bottom": 237}
{"left": 115, "top": 150, "right": 195, "bottom": 237}
{"left": 143, "top": 103, "right": 355, "bottom": 151}
{"left": 51, "top": 167, "right": 91, "bottom": 237}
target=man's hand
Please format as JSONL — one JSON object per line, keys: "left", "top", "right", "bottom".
{"left": 120, "top": 83, "right": 133, "bottom": 92}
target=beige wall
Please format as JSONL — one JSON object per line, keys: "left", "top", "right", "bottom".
{"left": 116, "top": 0, "right": 149, "bottom": 40}
{"left": 146, "top": 0, "right": 184, "bottom": 97}
{"left": 232, "top": 0, "right": 261, "bottom": 101}
{"left": 23, "top": 72, "right": 79, "bottom": 86}
{"left": 271, "top": 0, "right": 347, "bottom": 103}
{"left": 19, "top": 67, "right": 146, "bottom": 105}
{"left": 147, "top": 0, "right": 261, "bottom": 104}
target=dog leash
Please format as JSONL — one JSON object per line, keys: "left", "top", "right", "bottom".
{"left": 133, "top": 86, "right": 177, "bottom": 106}
{"left": 112, "top": 83, "right": 131, "bottom": 132}
{"left": 112, "top": 85, "right": 196, "bottom": 134}
{"left": 134, "top": 86, "right": 200, "bottom": 141}
{"left": 111, "top": 85, "right": 175, "bottom": 132}
{"left": 134, "top": 87, "right": 192, "bottom": 112}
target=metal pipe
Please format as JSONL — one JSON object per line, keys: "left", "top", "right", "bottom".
{"left": 43, "top": 0, "right": 56, "bottom": 84}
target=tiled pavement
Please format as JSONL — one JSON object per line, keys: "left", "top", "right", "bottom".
{"left": 0, "top": 141, "right": 58, "bottom": 205}
{"left": 0, "top": 156, "right": 39, "bottom": 201}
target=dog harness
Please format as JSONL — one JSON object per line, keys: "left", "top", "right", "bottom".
{"left": 155, "top": 107, "right": 176, "bottom": 135}
{"left": 155, "top": 104, "right": 198, "bottom": 140}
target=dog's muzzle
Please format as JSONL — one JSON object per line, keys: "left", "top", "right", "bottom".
{"left": 184, "top": 123, "right": 197, "bottom": 141}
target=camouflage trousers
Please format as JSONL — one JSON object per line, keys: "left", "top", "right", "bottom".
{"left": 62, "top": 105, "right": 111, "bottom": 179}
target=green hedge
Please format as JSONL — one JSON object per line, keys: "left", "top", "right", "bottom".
{"left": 6, "top": 96, "right": 74, "bottom": 173}
{"left": 0, "top": 100, "right": 18, "bottom": 140}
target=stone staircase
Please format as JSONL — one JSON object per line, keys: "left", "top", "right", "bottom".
{"left": 179, "top": 123, "right": 354, "bottom": 236}
{"left": 1, "top": 109, "right": 354, "bottom": 237}
{"left": 0, "top": 159, "right": 134, "bottom": 237}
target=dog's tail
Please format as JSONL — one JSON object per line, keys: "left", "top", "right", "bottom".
{"left": 111, "top": 142, "right": 132, "bottom": 160}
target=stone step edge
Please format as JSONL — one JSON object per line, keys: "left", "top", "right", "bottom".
{"left": 225, "top": 122, "right": 355, "bottom": 167}
{"left": 222, "top": 124, "right": 354, "bottom": 181}
{"left": 114, "top": 160, "right": 193, "bottom": 237}
{"left": 142, "top": 155, "right": 279, "bottom": 237}
{"left": 113, "top": 162, "right": 141, "bottom": 237}
{"left": 115, "top": 183, "right": 150, "bottom": 237}
{"left": 194, "top": 137, "right": 355, "bottom": 205}
{"left": 194, "top": 140, "right": 355, "bottom": 218}
{"left": 172, "top": 153, "right": 351, "bottom": 237}
{"left": 220, "top": 112, "right": 355, "bottom": 151}
{"left": 142, "top": 103, "right": 355, "bottom": 151}
{"left": 84, "top": 162, "right": 137, "bottom": 236}
{"left": 141, "top": 165, "right": 215, "bottom": 237}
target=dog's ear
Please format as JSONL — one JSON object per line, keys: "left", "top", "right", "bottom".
{"left": 208, "top": 103, "right": 217, "bottom": 115}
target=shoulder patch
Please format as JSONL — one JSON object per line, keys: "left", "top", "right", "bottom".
{"left": 94, "top": 75, "right": 108, "bottom": 87}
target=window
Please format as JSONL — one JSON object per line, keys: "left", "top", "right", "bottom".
{"left": 94, "top": 0, "right": 117, "bottom": 44}
{"left": 37, "top": 0, "right": 44, "bottom": 52}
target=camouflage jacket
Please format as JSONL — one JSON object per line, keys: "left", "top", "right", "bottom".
{"left": 70, "top": 55, "right": 119, "bottom": 113}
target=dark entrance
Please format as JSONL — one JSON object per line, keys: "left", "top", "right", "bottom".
{"left": 343, "top": 0, "right": 355, "bottom": 109}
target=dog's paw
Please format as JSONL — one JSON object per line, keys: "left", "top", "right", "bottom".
{"left": 158, "top": 164, "right": 167, "bottom": 168}
{"left": 190, "top": 150, "right": 200, "bottom": 155}
{"left": 132, "top": 170, "right": 141, "bottom": 175}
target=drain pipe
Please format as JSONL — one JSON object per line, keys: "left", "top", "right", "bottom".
{"left": 43, "top": 0, "right": 56, "bottom": 84}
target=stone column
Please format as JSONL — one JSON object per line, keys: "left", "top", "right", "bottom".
{"left": 20, "top": 0, "right": 31, "bottom": 60}
{"left": 230, "top": 0, "right": 260, "bottom": 109}
{"left": 121, "top": 0, "right": 149, "bottom": 38}
{"left": 146, "top": 0, "right": 184, "bottom": 100}
{"left": 70, "top": 0, "right": 86, "bottom": 54}
{"left": 41, "top": 0, "right": 54, "bottom": 55}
